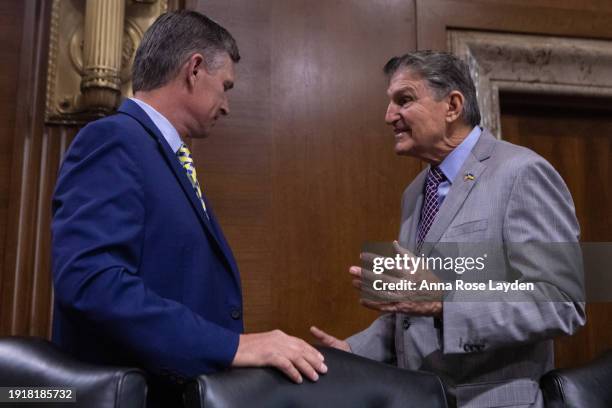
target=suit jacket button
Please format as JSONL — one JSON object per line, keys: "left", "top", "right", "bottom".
{"left": 402, "top": 318, "right": 411, "bottom": 330}
{"left": 231, "top": 309, "right": 241, "bottom": 320}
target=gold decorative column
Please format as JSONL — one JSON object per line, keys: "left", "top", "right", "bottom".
{"left": 45, "top": 0, "right": 169, "bottom": 125}
{"left": 81, "top": 0, "right": 125, "bottom": 111}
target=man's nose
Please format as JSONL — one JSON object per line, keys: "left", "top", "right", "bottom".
{"left": 385, "top": 103, "right": 398, "bottom": 125}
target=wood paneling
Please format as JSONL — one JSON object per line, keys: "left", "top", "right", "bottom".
{"left": 190, "top": 0, "right": 420, "bottom": 339}
{"left": 458, "top": 0, "right": 612, "bottom": 13}
{"left": 0, "top": 0, "right": 26, "bottom": 335}
{"left": 501, "top": 95, "right": 612, "bottom": 367}
{"left": 416, "top": 0, "right": 612, "bottom": 51}
{"left": 1, "top": 0, "right": 56, "bottom": 337}
{"left": 268, "top": 0, "right": 420, "bottom": 339}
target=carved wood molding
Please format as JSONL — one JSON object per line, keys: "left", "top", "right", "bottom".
{"left": 448, "top": 30, "right": 612, "bottom": 138}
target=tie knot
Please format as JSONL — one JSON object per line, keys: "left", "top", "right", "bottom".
{"left": 428, "top": 166, "right": 446, "bottom": 185}
{"left": 177, "top": 143, "right": 192, "bottom": 158}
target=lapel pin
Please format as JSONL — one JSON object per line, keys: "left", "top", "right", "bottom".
{"left": 464, "top": 173, "right": 475, "bottom": 181}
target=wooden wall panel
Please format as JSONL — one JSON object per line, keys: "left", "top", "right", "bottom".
{"left": 1, "top": 0, "right": 57, "bottom": 338}
{"left": 268, "top": 0, "right": 420, "bottom": 339}
{"left": 1, "top": 0, "right": 50, "bottom": 336}
{"left": 190, "top": 0, "right": 420, "bottom": 339}
{"left": 416, "top": 0, "right": 612, "bottom": 51}
{"left": 27, "top": 127, "right": 78, "bottom": 337}
{"left": 458, "top": 0, "right": 612, "bottom": 12}
{"left": 0, "top": 0, "right": 26, "bottom": 335}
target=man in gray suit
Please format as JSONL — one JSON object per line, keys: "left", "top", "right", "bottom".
{"left": 311, "top": 51, "right": 585, "bottom": 407}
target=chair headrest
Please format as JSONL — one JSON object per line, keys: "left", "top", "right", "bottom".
{"left": 0, "top": 336, "right": 147, "bottom": 408}
{"left": 185, "top": 346, "right": 448, "bottom": 408}
{"left": 540, "top": 350, "right": 612, "bottom": 408}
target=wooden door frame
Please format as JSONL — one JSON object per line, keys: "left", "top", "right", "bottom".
{"left": 449, "top": 30, "right": 612, "bottom": 138}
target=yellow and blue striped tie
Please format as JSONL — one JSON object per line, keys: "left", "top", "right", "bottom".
{"left": 177, "top": 143, "right": 208, "bottom": 216}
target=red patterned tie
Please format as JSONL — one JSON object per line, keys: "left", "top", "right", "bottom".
{"left": 417, "top": 166, "right": 446, "bottom": 252}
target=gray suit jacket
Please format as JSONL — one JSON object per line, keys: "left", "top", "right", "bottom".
{"left": 347, "top": 129, "right": 586, "bottom": 408}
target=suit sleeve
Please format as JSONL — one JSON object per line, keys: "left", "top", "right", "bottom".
{"left": 51, "top": 121, "right": 239, "bottom": 377}
{"left": 441, "top": 157, "right": 586, "bottom": 354}
{"left": 346, "top": 313, "right": 397, "bottom": 364}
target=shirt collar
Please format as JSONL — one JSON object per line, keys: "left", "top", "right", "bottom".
{"left": 130, "top": 97, "right": 184, "bottom": 153}
{"left": 438, "top": 126, "right": 481, "bottom": 184}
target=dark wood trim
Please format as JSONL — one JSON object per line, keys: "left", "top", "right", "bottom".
{"left": 416, "top": 0, "right": 612, "bottom": 50}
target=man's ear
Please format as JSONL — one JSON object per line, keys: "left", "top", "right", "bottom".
{"left": 446, "top": 90, "right": 465, "bottom": 123}
{"left": 185, "top": 53, "right": 205, "bottom": 89}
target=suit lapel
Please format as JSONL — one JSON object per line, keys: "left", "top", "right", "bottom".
{"left": 117, "top": 100, "right": 241, "bottom": 284}
{"left": 420, "top": 130, "right": 496, "bottom": 257}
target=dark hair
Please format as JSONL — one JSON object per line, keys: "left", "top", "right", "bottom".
{"left": 132, "top": 10, "right": 240, "bottom": 92}
{"left": 383, "top": 51, "right": 481, "bottom": 127}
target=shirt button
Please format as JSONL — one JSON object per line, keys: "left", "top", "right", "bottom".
{"left": 231, "top": 309, "right": 241, "bottom": 320}
{"left": 402, "top": 318, "right": 411, "bottom": 330}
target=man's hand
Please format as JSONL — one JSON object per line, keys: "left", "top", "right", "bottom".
{"left": 359, "top": 298, "right": 443, "bottom": 316}
{"left": 350, "top": 240, "right": 443, "bottom": 317}
{"left": 309, "top": 326, "right": 351, "bottom": 352}
{"left": 232, "top": 330, "right": 327, "bottom": 383}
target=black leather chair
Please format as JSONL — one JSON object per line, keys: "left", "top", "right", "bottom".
{"left": 540, "top": 350, "right": 612, "bottom": 408}
{"left": 184, "top": 346, "right": 448, "bottom": 408}
{"left": 0, "top": 336, "right": 147, "bottom": 408}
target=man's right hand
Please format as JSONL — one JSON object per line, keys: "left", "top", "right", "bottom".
{"left": 232, "top": 330, "right": 327, "bottom": 384}
{"left": 309, "top": 326, "right": 351, "bottom": 352}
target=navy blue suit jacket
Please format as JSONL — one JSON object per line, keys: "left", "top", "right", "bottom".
{"left": 51, "top": 99, "right": 243, "bottom": 379}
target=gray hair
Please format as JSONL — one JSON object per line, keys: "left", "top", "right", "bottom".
{"left": 383, "top": 51, "right": 481, "bottom": 127}
{"left": 132, "top": 10, "right": 240, "bottom": 92}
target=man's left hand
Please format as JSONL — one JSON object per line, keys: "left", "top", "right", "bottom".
{"left": 359, "top": 298, "right": 442, "bottom": 317}
{"left": 350, "top": 241, "right": 443, "bottom": 317}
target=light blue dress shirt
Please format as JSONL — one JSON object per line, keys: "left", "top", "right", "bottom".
{"left": 130, "top": 97, "right": 211, "bottom": 219}
{"left": 435, "top": 126, "right": 482, "bottom": 205}
{"left": 130, "top": 97, "right": 184, "bottom": 153}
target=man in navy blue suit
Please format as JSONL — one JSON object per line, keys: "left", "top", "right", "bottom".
{"left": 51, "top": 10, "right": 326, "bottom": 405}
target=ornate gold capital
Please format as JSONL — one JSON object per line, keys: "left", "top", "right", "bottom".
{"left": 46, "top": 0, "right": 168, "bottom": 125}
